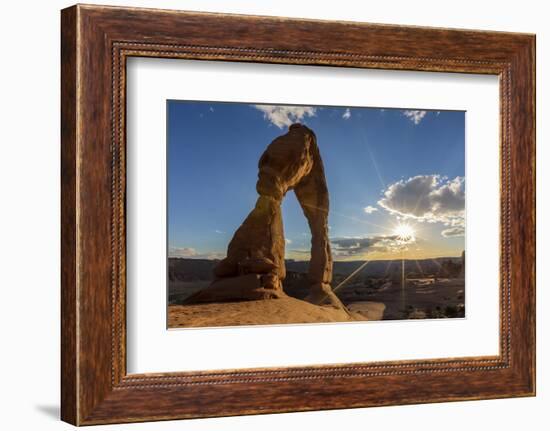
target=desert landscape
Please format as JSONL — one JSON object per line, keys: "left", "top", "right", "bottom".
{"left": 167, "top": 102, "right": 466, "bottom": 329}
{"left": 168, "top": 254, "right": 465, "bottom": 327}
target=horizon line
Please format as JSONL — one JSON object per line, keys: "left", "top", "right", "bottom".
{"left": 168, "top": 255, "right": 464, "bottom": 262}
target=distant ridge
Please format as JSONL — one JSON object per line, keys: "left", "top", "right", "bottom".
{"left": 169, "top": 256, "right": 462, "bottom": 281}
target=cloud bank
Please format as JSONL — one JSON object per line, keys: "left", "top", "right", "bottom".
{"left": 331, "top": 235, "right": 401, "bottom": 257}
{"left": 254, "top": 105, "right": 317, "bottom": 128}
{"left": 168, "top": 247, "right": 225, "bottom": 260}
{"left": 378, "top": 175, "right": 465, "bottom": 236}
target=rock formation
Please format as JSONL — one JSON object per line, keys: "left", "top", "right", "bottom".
{"left": 185, "top": 123, "right": 345, "bottom": 310}
{"left": 169, "top": 297, "right": 358, "bottom": 328}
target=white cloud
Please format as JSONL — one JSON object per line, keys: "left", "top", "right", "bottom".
{"left": 441, "top": 226, "right": 465, "bottom": 237}
{"left": 254, "top": 104, "right": 317, "bottom": 128}
{"left": 378, "top": 175, "right": 465, "bottom": 236}
{"left": 331, "top": 235, "right": 401, "bottom": 257}
{"left": 402, "top": 110, "right": 427, "bottom": 125}
{"left": 363, "top": 205, "right": 378, "bottom": 214}
{"left": 214, "top": 229, "right": 224, "bottom": 234}
{"left": 168, "top": 247, "right": 197, "bottom": 257}
{"left": 168, "top": 247, "right": 225, "bottom": 260}
{"left": 342, "top": 108, "right": 351, "bottom": 120}
{"left": 285, "top": 238, "right": 292, "bottom": 245}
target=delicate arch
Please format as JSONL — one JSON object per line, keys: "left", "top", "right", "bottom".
{"left": 190, "top": 124, "right": 344, "bottom": 309}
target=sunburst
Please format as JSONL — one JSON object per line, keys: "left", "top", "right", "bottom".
{"left": 394, "top": 223, "right": 415, "bottom": 243}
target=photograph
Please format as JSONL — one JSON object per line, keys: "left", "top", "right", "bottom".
{"left": 52, "top": 3, "right": 536, "bottom": 426}
{"left": 167, "top": 101, "right": 466, "bottom": 328}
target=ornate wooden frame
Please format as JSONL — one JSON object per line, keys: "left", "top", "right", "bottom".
{"left": 61, "top": 4, "right": 536, "bottom": 425}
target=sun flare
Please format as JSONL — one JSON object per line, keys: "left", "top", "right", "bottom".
{"left": 394, "top": 223, "right": 415, "bottom": 242}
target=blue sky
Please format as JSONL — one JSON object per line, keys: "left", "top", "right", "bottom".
{"left": 167, "top": 101, "right": 465, "bottom": 261}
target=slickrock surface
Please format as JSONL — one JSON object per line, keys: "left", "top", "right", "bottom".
{"left": 169, "top": 297, "right": 372, "bottom": 328}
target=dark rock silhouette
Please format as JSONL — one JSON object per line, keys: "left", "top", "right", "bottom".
{"left": 185, "top": 123, "right": 345, "bottom": 310}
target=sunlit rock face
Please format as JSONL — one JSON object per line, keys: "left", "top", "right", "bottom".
{"left": 186, "top": 123, "right": 345, "bottom": 310}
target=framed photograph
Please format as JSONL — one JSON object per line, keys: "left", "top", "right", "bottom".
{"left": 61, "top": 4, "right": 535, "bottom": 425}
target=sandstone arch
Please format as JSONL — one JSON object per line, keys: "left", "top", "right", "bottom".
{"left": 187, "top": 123, "right": 345, "bottom": 310}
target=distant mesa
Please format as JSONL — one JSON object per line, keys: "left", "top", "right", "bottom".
{"left": 184, "top": 123, "right": 346, "bottom": 312}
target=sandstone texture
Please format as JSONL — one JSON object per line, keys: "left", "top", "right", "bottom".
{"left": 181, "top": 273, "right": 285, "bottom": 304}
{"left": 169, "top": 298, "right": 360, "bottom": 328}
